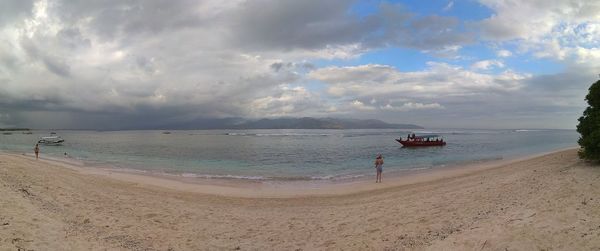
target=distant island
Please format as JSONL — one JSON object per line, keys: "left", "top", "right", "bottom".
{"left": 158, "top": 117, "right": 423, "bottom": 130}
{"left": 0, "top": 128, "right": 30, "bottom": 131}
{"left": 2, "top": 119, "right": 422, "bottom": 131}
{"left": 233, "top": 117, "right": 422, "bottom": 129}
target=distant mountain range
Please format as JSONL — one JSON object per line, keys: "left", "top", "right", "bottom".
{"left": 158, "top": 117, "right": 423, "bottom": 130}
{"left": 0, "top": 128, "right": 30, "bottom": 131}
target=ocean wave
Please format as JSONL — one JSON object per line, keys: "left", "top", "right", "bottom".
{"left": 412, "top": 130, "right": 501, "bottom": 135}
{"left": 257, "top": 133, "right": 331, "bottom": 137}
{"left": 225, "top": 132, "right": 248, "bottom": 136}
{"left": 180, "top": 173, "right": 269, "bottom": 180}
{"left": 326, "top": 174, "right": 366, "bottom": 180}
{"left": 224, "top": 132, "right": 331, "bottom": 137}
{"left": 271, "top": 173, "right": 367, "bottom": 181}
{"left": 342, "top": 132, "right": 390, "bottom": 137}
{"left": 407, "top": 166, "right": 432, "bottom": 171}
{"left": 177, "top": 172, "right": 367, "bottom": 181}
{"left": 412, "top": 130, "right": 460, "bottom": 135}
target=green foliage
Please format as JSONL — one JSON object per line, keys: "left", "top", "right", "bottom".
{"left": 577, "top": 80, "right": 600, "bottom": 160}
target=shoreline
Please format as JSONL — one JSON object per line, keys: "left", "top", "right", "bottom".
{"left": 2, "top": 147, "right": 599, "bottom": 250}
{"left": 1, "top": 128, "right": 578, "bottom": 185}
{"left": 4, "top": 147, "right": 578, "bottom": 198}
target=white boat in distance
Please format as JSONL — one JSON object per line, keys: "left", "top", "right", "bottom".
{"left": 38, "top": 136, "right": 65, "bottom": 145}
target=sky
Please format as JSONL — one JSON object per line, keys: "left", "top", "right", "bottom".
{"left": 0, "top": 0, "right": 599, "bottom": 130}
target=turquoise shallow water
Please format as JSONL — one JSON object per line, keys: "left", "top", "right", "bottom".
{"left": 0, "top": 129, "right": 578, "bottom": 180}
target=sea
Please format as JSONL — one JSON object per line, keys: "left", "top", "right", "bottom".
{"left": 0, "top": 129, "right": 578, "bottom": 181}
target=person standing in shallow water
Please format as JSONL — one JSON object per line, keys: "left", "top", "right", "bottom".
{"left": 374, "top": 154, "right": 384, "bottom": 183}
{"left": 34, "top": 143, "right": 39, "bottom": 160}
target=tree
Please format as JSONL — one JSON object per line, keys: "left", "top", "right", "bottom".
{"left": 577, "top": 79, "right": 600, "bottom": 160}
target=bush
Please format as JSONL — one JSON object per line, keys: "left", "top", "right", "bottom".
{"left": 577, "top": 80, "right": 600, "bottom": 160}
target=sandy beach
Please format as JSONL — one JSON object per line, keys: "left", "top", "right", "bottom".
{"left": 1, "top": 148, "right": 599, "bottom": 250}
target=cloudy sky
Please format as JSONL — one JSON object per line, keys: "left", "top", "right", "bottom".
{"left": 0, "top": 0, "right": 598, "bottom": 129}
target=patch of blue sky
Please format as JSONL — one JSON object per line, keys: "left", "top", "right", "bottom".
{"left": 459, "top": 44, "right": 502, "bottom": 62}
{"left": 391, "top": 0, "right": 493, "bottom": 21}
{"left": 348, "top": 0, "right": 494, "bottom": 21}
{"left": 311, "top": 58, "right": 343, "bottom": 69}
{"left": 554, "top": 22, "right": 600, "bottom": 48}
{"left": 302, "top": 59, "right": 342, "bottom": 94}
{"left": 455, "top": 43, "right": 564, "bottom": 74}
{"left": 349, "top": 0, "right": 380, "bottom": 17}
{"left": 312, "top": 47, "right": 435, "bottom": 72}
{"left": 503, "top": 56, "right": 564, "bottom": 75}
{"left": 355, "top": 47, "right": 436, "bottom": 71}
{"left": 301, "top": 80, "right": 329, "bottom": 93}
{"left": 317, "top": 1, "right": 564, "bottom": 76}
{"left": 441, "top": 1, "right": 494, "bottom": 21}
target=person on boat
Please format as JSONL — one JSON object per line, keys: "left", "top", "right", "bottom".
{"left": 34, "top": 143, "right": 39, "bottom": 160}
{"left": 374, "top": 154, "right": 384, "bottom": 183}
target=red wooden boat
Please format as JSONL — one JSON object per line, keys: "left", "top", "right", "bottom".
{"left": 396, "top": 134, "right": 446, "bottom": 147}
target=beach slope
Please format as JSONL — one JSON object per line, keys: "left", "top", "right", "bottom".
{"left": 1, "top": 149, "right": 599, "bottom": 250}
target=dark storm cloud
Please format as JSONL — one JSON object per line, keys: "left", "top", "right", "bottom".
{"left": 42, "top": 0, "right": 473, "bottom": 53}
{"left": 49, "top": 0, "right": 210, "bottom": 39}
{"left": 227, "top": 0, "right": 378, "bottom": 50}
{"left": 135, "top": 56, "right": 156, "bottom": 74}
{"left": 401, "top": 15, "right": 473, "bottom": 49}
{"left": 0, "top": 0, "right": 592, "bottom": 129}
{"left": 270, "top": 62, "right": 287, "bottom": 72}
{"left": 0, "top": 0, "right": 34, "bottom": 26}
{"left": 227, "top": 1, "right": 472, "bottom": 51}
{"left": 4, "top": 97, "right": 256, "bottom": 130}
{"left": 0, "top": 91, "right": 69, "bottom": 114}
{"left": 41, "top": 0, "right": 474, "bottom": 57}
{"left": 20, "top": 37, "right": 71, "bottom": 77}
{"left": 0, "top": 52, "right": 19, "bottom": 73}
{"left": 0, "top": 88, "right": 227, "bottom": 129}
{"left": 56, "top": 28, "right": 91, "bottom": 50}
{"left": 524, "top": 66, "right": 597, "bottom": 93}
{"left": 517, "top": 65, "right": 596, "bottom": 112}
{"left": 270, "top": 62, "right": 314, "bottom": 73}
{"left": 41, "top": 57, "right": 71, "bottom": 77}
{"left": 367, "top": 5, "right": 473, "bottom": 50}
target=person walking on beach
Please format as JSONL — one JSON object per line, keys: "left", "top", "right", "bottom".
{"left": 374, "top": 154, "right": 384, "bottom": 183}
{"left": 34, "top": 143, "right": 39, "bottom": 160}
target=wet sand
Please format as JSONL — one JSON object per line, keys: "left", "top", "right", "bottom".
{"left": 1, "top": 148, "right": 599, "bottom": 250}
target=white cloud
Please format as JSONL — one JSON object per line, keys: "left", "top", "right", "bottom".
{"left": 574, "top": 46, "right": 600, "bottom": 64}
{"left": 309, "top": 62, "right": 526, "bottom": 99}
{"left": 477, "top": 0, "right": 600, "bottom": 66}
{"left": 496, "top": 49, "right": 512, "bottom": 57}
{"left": 471, "top": 60, "right": 505, "bottom": 70}
{"left": 381, "top": 102, "right": 444, "bottom": 111}
{"left": 443, "top": 1, "right": 454, "bottom": 12}
{"left": 247, "top": 85, "right": 329, "bottom": 117}
{"left": 422, "top": 45, "right": 463, "bottom": 59}
{"left": 0, "top": 0, "right": 593, "bottom": 129}
{"left": 350, "top": 100, "right": 376, "bottom": 111}
{"left": 0, "top": 0, "right": 481, "bottom": 128}
{"left": 304, "top": 63, "right": 569, "bottom": 127}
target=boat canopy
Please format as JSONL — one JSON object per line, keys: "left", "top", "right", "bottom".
{"left": 38, "top": 136, "right": 65, "bottom": 145}
{"left": 413, "top": 134, "right": 441, "bottom": 139}
{"left": 40, "top": 136, "right": 62, "bottom": 140}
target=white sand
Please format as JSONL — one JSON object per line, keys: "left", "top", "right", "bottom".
{"left": 1, "top": 149, "right": 599, "bottom": 250}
